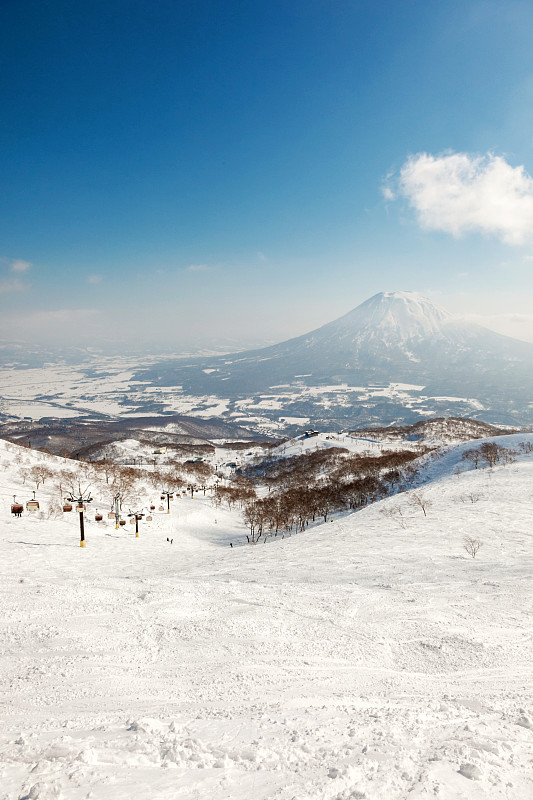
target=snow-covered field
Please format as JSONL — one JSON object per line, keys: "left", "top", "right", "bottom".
{"left": 0, "top": 355, "right": 488, "bottom": 436}
{"left": 1, "top": 435, "right": 532, "bottom": 799}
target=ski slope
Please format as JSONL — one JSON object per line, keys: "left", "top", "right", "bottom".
{"left": 270, "top": 431, "right": 421, "bottom": 458}
{"left": 0, "top": 435, "right": 532, "bottom": 799}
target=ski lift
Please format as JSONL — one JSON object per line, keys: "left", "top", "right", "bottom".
{"left": 169, "top": 494, "right": 174, "bottom": 500}
{"left": 26, "top": 500, "right": 40, "bottom": 511}
{"left": 95, "top": 513, "right": 103, "bottom": 522}
{"left": 11, "top": 496, "right": 23, "bottom": 517}
{"left": 119, "top": 519, "right": 126, "bottom": 527}
{"left": 160, "top": 494, "right": 165, "bottom": 500}
{"left": 76, "top": 504, "right": 86, "bottom": 512}
{"left": 158, "top": 505, "right": 165, "bottom": 512}
{"left": 63, "top": 503, "right": 73, "bottom": 512}
{"left": 129, "top": 517, "right": 135, "bottom": 524}
{"left": 146, "top": 515, "right": 152, "bottom": 522}
{"left": 108, "top": 512, "right": 115, "bottom": 520}
{"left": 150, "top": 505, "right": 155, "bottom": 510}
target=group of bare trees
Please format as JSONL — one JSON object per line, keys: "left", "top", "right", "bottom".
{"left": 16, "top": 452, "right": 218, "bottom": 515}
{"left": 213, "top": 484, "right": 256, "bottom": 509}
{"left": 18, "top": 463, "right": 55, "bottom": 490}
{"left": 237, "top": 437, "right": 533, "bottom": 547}
{"left": 238, "top": 448, "right": 428, "bottom": 542}
{"left": 462, "top": 442, "right": 518, "bottom": 469}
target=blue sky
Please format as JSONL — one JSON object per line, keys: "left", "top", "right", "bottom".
{"left": 2, "top": 0, "right": 533, "bottom": 350}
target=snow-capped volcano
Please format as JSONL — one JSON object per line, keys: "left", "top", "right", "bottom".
{"left": 185, "top": 290, "right": 533, "bottom": 385}
{"left": 324, "top": 291, "right": 458, "bottom": 343}
{"left": 134, "top": 291, "right": 533, "bottom": 429}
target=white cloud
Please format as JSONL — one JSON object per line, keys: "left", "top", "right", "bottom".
{"left": 0, "top": 277, "right": 27, "bottom": 294}
{"left": 10, "top": 259, "right": 31, "bottom": 273}
{"left": 467, "top": 311, "right": 533, "bottom": 343}
{"left": 87, "top": 273, "right": 102, "bottom": 284}
{"left": 396, "top": 151, "right": 533, "bottom": 245}
{"left": 187, "top": 264, "right": 208, "bottom": 272}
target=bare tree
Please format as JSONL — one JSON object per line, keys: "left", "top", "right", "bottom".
{"left": 380, "top": 504, "right": 407, "bottom": 529}
{"left": 479, "top": 443, "right": 502, "bottom": 468}
{"left": 408, "top": 491, "right": 432, "bottom": 517}
{"left": 56, "top": 468, "right": 79, "bottom": 498}
{"left": 28, "top": 464, "right": 54, "bottom": 491}
{"left": 462, "top": 448, "right": 481, "bottom": 469}
{"left": 243, "top": 501, "right": 263, "bottom": 543}
{"left": 466, "top": 492, "right": 480, "bottom": 503}
{"left": 17, "top": 466, "right": 31, "bottom": 485}
{"left": 464, "top": 536, "right": 483, "bottom": 558}
{"left": 94, "top": 459, "right": 117, "bottom": 484}
{"left": 110, "top": 467, "right": 139, "bottom": 509}
{"left": 500, "top": 447, "right": 517, "bottom": 465}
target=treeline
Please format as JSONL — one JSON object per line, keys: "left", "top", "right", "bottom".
{"left": 462, "top": 441, "right": 529, "bottom": 469}
{"left": 242, "top": 446, "right": 350, "bottom": 487}
{"left": 237, "top": 448, "right": 429, "bottom": 542}
{"left": 240, "top": 439, "right": 533, "bottom": 543}
{"left": 13, "top": 448, "right": 215, "bottom": 512}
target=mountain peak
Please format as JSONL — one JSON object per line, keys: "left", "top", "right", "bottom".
{"left": 381, "top": 290, "right": 424, "bottom": 301}
{"left": 328, "top": 291, "right": 455, "bottom": 343}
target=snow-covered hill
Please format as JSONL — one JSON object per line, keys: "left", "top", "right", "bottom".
{"left": 351, "top": 416, "right": 518, "bottom": 447}
{"left": 1, "top": 434, "right": 532, "bottom": 799}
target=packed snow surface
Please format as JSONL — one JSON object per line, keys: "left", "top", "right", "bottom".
{"left": 1, "top": 435, "right": 532, "bottom": 799}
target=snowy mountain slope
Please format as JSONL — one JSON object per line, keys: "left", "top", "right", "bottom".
{"left": 0, "top": 413, "right": 269, "bottom": 458}
{"left": 269, "top": 430, "right": 424, "bottom": 458}
{"left": 1, "top": 435, "right": 533, "bottom": 799}
{"left": 352, "top": 416, "right": 518, "bottom": 446}
{"left": 133, "top": 291, "right": 533, "bottom": 428}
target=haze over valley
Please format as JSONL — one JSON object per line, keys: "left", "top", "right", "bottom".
{"left": 2, "top": 292, "right": 533, "bottom": 447}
